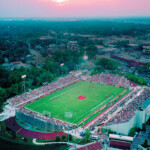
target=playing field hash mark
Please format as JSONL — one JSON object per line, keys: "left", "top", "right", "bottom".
{"left": 77, "top": 96, "right": 87, "bottom": 100}
{"left": 50, "top": 97, "right": 60, "bottom": 102}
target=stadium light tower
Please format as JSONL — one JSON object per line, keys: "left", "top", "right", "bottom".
{"left": 137, "top": 92, "right": 141, "bottom": 107}
{"left": 60, "top": 63, "right": 64, "bottom": 75}
{"left": 65, "top": 112, "right": 72, "bottom": 145}
{"left": 83, "top": 55, "right": 88, "bottom": 60}
{"left": 136, "top": 92, "right": 141, "bottom": 129}
{"left": 83, "top": 51, "right": 88, "bottom": 60}
{"left": 21, "top": 75, "right": 26, "bottom": 92}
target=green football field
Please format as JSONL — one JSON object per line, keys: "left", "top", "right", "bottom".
{"left": 25, "top": 81, "right": 127, "bottom": 125}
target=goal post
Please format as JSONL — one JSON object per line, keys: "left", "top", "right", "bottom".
{"left": 43, "top": 111, "right": 51, "bottom": 117}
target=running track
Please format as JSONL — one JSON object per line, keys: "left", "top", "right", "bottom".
{"left": 5, "top": 117, "right": 67, "bottom": 140}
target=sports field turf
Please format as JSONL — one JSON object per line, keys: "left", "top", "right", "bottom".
{"left": 25, "top": 81, "right": 128, "bottom": 125}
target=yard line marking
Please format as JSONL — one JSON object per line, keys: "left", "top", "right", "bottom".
{"left": 73, "top": 111, "right": 89, "bottom": 123}
{"left": 90, "top": 96, "right": 113, "bottom": 111}
{"left": 31, "top": 88, "right": 75, "bottom": 110}
{"left": 49, "top": 88, "right": 75, "bottom": 101}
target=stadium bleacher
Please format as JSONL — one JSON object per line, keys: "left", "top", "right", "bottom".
{"left": 87, "top": 73, "right": 135, "bottom": 89}
{"left": 7, "top": 73, "right": 139, "bottom": 132}
{"left": 110, "top": 139, "right": 131, "bottom": 149}
{"left": 76, "top": 142, "right": 103, "bottom": 150}
{"left": 105, "top": 89, "right": 150, "bottom": 126}
{"left": 8, "top": 75, "right": 79, "bottom": 106}
{"left": 8, "top": 73, "right": 136, "bottom": 107}
{"left": 16, "top": 108, "right": 73, "bottom": 131}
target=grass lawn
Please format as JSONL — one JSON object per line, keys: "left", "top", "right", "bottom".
{"left": 25, "top": 81, "right": 128, "bottom": 125}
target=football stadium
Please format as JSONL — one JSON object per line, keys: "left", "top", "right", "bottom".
{"left": 3, "top": 72, "right": 150, "bottom": 140}
{"left": 25, "top": 80, "right": 128, "bottom": 125}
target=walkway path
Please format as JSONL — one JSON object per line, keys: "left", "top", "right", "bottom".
{"left": 33, "top": 138, "right": 76, "bottom": 146}
{"left": 33, "top": 138, "right": 98, "bottom": 149}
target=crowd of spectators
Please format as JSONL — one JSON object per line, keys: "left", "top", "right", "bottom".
{"left": 89, "top": 114, "right": 108, "bottom": 131}
{"left": 105, "top": 88, "right": 150, "bottom": 126}
{"left": 87, "top": 73, "right": 135, "bottom": 88}
{"left": 88, "top": 88, "right": 139, "bottom": 130}
{"left": 8, "top": 75, "right": 79, "bottom": 106}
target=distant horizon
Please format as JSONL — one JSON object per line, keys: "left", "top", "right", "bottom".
{"left": 1, "top": 16, "right": 150, "bottom": 18}
{"left": 1, "top": 0, "right": 150, "bottom": 18}
{"left": 0, "top": 16, "right": 150, "bottom": 20}
{"left": 0, "top": 16, "right": 150, "bottom": 19}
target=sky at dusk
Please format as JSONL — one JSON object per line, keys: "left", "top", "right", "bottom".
{"left": 0, "top": 0, "right": 150, "bottom": 18}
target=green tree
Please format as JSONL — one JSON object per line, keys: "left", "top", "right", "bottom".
{"left": 44, "top": 58, "right": 60, "bottom": 75}
{"left": 114, "top": 40, "right": 129, "bottom": 48}
{"left": 143, "top": 139, "right": 148, "bottom": 148}
{"left": 8, "top": 71, "right": 22, "bottom": 85}
{"left": 90, "top": 70, "right": 101, "bottom": 75}
{"left": 10, "top": 83, "right": 19, "bottom": 96}
{"left": 40, "top": 72, "right": 54, "bottom": 83}
{"left": 86, "top": 44, "right": 98, "bottom": 59}
{"left": 0, "top": 121, "right": 6, "bottom": 134}
{"left": 126, "top": 73, "right": 147, "bottom": 85}
{"left": 60, "top": 66, "right": 69, "bottom": 75}
{"left": 25, "top": 79, "right": 33, "bottom": 89}
{"left": 0, "top": 67, "right": 9, "bottom": 88}
{"left": 142, "top": 123, "right": 146, "bottom": 131}
{"left": 12, "top": 131, "right": 16, "bottom": 139}
{"left": 138, "top": 63, "right": 150, "bottom": 73}
{"left": 0, "top": 51, "right": 3, "bottom": 64}
{"left": 62, "top": 134, "right": 66, "bottom": 140}
{"left": 85, "top": 129, "right": 91, "bottom": 141}
{"left": 24, "top": 137, "right": 28, "bottom": 142}
{"left": 0, "top": 87, "right": 7, "bottom": 103}
{"left": 129, "top": 127, "right": 137, "bottom": 137}
{"left": 95, "top": 58, "right": 118, "bottom": 70}
{"left": 68, "top": 134, "right": 72, "bottom": 141}
{"left": 108, "top": 129, "right": 113, "bottom": 134}
{"left": 55, "top": 135, "right": 61, "bottom": 141}
{"left": 15, "top": 47, "right": 29, "bottom": 58}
